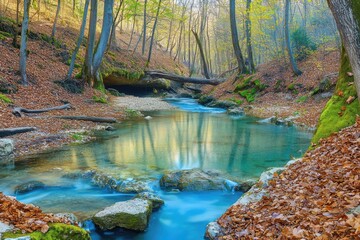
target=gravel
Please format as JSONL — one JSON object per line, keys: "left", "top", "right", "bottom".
{"left": 113, "top": 96, "right": 176, "bottom": 111}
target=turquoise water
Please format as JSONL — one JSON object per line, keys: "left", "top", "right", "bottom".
{"left": 0, "top": 98, "right": 312, "bottom": 239}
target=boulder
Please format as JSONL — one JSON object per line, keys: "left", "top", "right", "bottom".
{"left": 14, "top": 181, "right": 45, "bottom": 194}
{"left": 160, "top": 169, "right": 243, "bottom": 191}
{"left": 205, "top": 221, "right": 224, "bottom": 240}
{"left": 116, "top": 179, "right": 153, "bottom": 193}
{"left": 92, "top": 173, "right": 118, "bottom": 190}
{"left": 134, "top": 192, "right": 164, "bottom": 209}
{"left": 0, "top": 139, "right": 14, "bottom": 157}
{"left": 93, "top": 199, "right": 152, "bottom": 231}
{"left": 227, "top": 107, "right": 245, "bottom": 116}
{"left": 207, "top": 100, "right": 237, "bottom": 109}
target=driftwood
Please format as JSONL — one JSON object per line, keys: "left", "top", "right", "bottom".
{"left": 56, "top": 116, "right": 117, "bottom": 123}
{"left": 144, "top": 70, "right": 224, "bottom": 86}
{"left": 0, "top": 127, "right": 37, "bottom": 137}
{"left": 13, "top": 104, "right": 71, "bottom": 117}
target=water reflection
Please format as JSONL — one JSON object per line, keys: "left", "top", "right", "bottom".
{"left": 0, "top": 99, "right": 312, "bottom": 193}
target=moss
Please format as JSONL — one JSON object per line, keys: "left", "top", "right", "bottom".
{"left": 0, "top": 93, "right": 12, "bottom": 103}
{"left": 102, "top": 67, "right": 144, "bottom": 81}
{"left": 2, "top": 223, "right": 90, "bottom": 240}
{"left": 235, "top": 76, "right": 254, "bottom": 91}
{"left": 239, "top": 88, "right": 257, "bottom": 103}
{"left": 92, "top": 95, "right": 108, "bottom": 104}
{"left": 296, "top": 95, "right": 308, "bottom": 103}
{"left": 227, "top": 97, "right": 244, "bottom": 105}
{"left": 125, "top": 109, "right": 143, "bottom": 118}
{"left": 312, "top": 48, "right": 360, "bottom": 144}
{"left": 287, "top": 83, "right": 295, "bottom": 90}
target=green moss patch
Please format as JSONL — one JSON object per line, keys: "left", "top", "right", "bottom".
{"left": 93, "top": 95, "right": 108, "bottom": 104}
{"left": 0, "top": 93, "right": 12, "bottom": 103}
{"left": 312, "top": 48, "right": 360, "bottom": 144}
{"left": 234, "top": 76, "right": 267, "bottom": 103}
{"left": 2, "top": 223, "right": 90, "bottom": 240}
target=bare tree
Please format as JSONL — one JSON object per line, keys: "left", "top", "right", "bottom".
{"left": 245, "top": 0, "right": 255, "bottom": 73}
{"left": 19, "top": 0, "right": 31, "bottom": 86}
{"left": 229, "top": 0, "right": 247, "bottom": 73}
{"left": 285, "top": 0, "right": 302, "bottom": 75}
{"left": 67, "top": 0, "right": 90, "bottom": 79}
{"left": 147, "top": 0, "right": 162, "bottom": 65}
{"left": 51, "top": 0, "right": 61, "bottom": 39}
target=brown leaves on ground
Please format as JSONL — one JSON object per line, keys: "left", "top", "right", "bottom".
{"left": 0, "top": 193, "right": 72, "bottom": 233}
{"left": 218, "top": 118, "right": 360, "bottom": 239}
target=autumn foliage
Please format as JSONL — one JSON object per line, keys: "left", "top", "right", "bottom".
{"left": 218, "top": 118, "right": 360, "bottom": 239}
{"left": 0, "top": 193, "right": 73, "bottom": 233}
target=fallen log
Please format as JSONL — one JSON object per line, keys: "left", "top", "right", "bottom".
{"left": 144, "top": 70, "right": 224, "bottom": 85}
{"left": 0, "top": 127, "right": 37, "bottom": 137}
{"left": 56, "top": 116, "right": 117, "bottom": 123}
{"left": 13, "top": 104, "right": 71, "bottom": 117}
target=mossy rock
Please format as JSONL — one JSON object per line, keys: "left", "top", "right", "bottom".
{"left": 312, "top": 48, "right": 360, "bottom": 144}
{"left": 2, "top": 223, "right": 90, "bottom": 240}
{"left": 93, "top": 199, "right": 152, "bottom": 231}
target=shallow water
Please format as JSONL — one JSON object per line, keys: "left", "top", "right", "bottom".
{"left": 0, "top": 98, "right": 312, "bottom": 239}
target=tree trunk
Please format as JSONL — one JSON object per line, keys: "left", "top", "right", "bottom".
{"left": 141, "top": 0, "right": 147, "bottom": 55}
{"left": 19, "top": 0, "right": 30, "bottom": 86}
{"left": 56, "top": 116, "right": 117, "bottom": 123}
{"left": 0, "top": 127, "right": 37, "bottom": 137}
{"left": 245, "top": 0, "right": 255, "bottom": 73}
{"left": 229, "top": 0, "right": 247, "bottom": 74}
{"left": 12, "top": 0, "right": 20, "bottom": 47}
{"left": 127, "top": 0, "right": 138, "bottom": 50}
{"left": 108, "top": 0, "right": 124, "bottom": 50}
{"left": 84, "top": 0, "right": 98, "bottom": 84}
{"left": 191, "top": 30, "right": 210, "bottom": 79}
{"left": 51, "top": 0, "right": 61, "bottom": 39}
{"left": 147, "top": 0, "right": 162, "bottom": 65}
{"left": 91, "top": 0, "right": 114, "bottom": 89}
{"left": 285, "top": 0, "right": 302, "bottom": 76}
{"left": 67, "top": 0, "right": 90, "bottom": 79}
{"left": 327, "top": 0, "right": 360, "bottom": 103}
{"left": 145, "top": 70, "right": 223, "bottom": 85}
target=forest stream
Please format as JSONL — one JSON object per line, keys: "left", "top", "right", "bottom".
{"left": 0, "top": 98, "right": 313, "bottom": 239}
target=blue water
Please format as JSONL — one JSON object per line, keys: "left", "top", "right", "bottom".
{"left": 0, "top": 98, "right": 313, "bottom": 239}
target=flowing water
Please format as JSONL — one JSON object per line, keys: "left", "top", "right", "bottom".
{"left": 0, "top": 98, "right": 313, "bottom": 239}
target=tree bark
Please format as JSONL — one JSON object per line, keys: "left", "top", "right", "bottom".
{"left": 84, "top": 0, "right": 98, "bottom": 83}
{"left": 191, "top": 30, "right": 210, "bottom": 79}
{"left": 245, "top": 0, "right": 255, "bottom": 73}
{"left": 285, "top": 0, "right": 302, "bottom": 76}
{"left": 145, "top": 70, "right": 223, "bottom": 85}
{"left": 67, "top": 0, "right": 90, "bottom": 79}
{"left": 229, "top": 0, "right": 247, "bottom": 74}
{"left": 0, "top": 127, "right": 37, "bottom": 137}
{"left": 108, "top": 0, "right": 124, "bottom": 50}
{"left": 51, "top": 0, "right": 61, "bottom": 39}
{"left": 327, "top": 0, "right": 360, "bottom": 103}
{"left": 142, "top": 0, "right": 147, "bottom": 55}
{"left": 127, "top": 0, "right": 139, "bottom": 50}
{"left": 19, "top": 0, "right": 30, "bottom": 86}
{"left": 146, "top": 0, "right": 162, "bottom": 65}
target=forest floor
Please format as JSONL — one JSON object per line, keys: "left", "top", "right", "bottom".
{"left": 202, "top": 48, "right": 340, "bottom": 128}
{"left": 217, "top": 117, "right": 360, "bottom": 239}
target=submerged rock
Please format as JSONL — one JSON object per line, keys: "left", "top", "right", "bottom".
{"left": 92, "top": 173, "right": 118, "bottom": 190}
{"left": 160, "top": 168, "right": 253, "bottom": 192}
{"left": 134, "top": 192, "right": 164, "bottom": 209}
{"left": 0, "top": 139, "right": 14, "bottom": 157}
{"left": 14, "top": 181, "right": 45, "bottom": 194}
{"left": 116, "top": 179, "right": 153, "bottom": 193}
{"left": 93, "top": 199, "right": 152, "bottom": 231}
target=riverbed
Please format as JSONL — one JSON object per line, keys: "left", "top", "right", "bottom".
{"left": 0, "top": 98, "right": 313, "bottom": 239}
